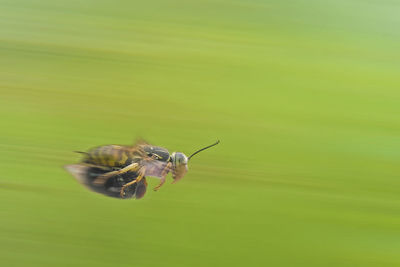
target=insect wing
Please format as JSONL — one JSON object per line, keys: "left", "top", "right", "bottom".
{"left": 132, "top": 138, "right": 150, "bottom": 146}
{"left": 142, "top": 159, "right": 169, "bottom": 178}
{"left": 65, "top": 164, "right": 140, "bottom": 199}
{"left": 65, "top": 164, "right": 92, "bottom": 185}
{"left": 64, "top": 164, "right": 118, "bottom": 197}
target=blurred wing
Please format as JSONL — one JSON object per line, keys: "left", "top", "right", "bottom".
{"left": 65, "top": 164, "right": 92, "bottom": 185}
{"left": 142, "top": 159, "right": 169, "bottom": 178}
{"left": 64, "top": 164, "right": 118, "bottom": 197}
{"left": 65, "top": 164, "right": 142, "bottom": 199}
{"left": 130, "top": 139, "right": 153, "bottom": 160}
{"left": 133, "top": 137, "right": 151, "bottom": 146}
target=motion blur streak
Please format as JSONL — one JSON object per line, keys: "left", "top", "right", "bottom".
{"left": 1, "top": 0, "right": 400, "bottom": 266}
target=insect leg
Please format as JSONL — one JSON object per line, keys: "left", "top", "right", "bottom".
{"left": 92, "top": 162, "right": 140, "bottom": 185}
{"left": 153, "top": 162, "right": 172, "bottom": 191}
{"left": 135, "top": 178, "right": 148, "bottom": 199}
{"left": 120, "top": 167, "right": 146, "bottom": 198}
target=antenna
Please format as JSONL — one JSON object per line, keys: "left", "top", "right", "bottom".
{"left": 188, "top": 140, "right": 220, "bottom": 160}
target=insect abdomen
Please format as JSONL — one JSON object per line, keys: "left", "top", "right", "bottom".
{"left": 84, "top": 145, "right": 134, "bottom": 167}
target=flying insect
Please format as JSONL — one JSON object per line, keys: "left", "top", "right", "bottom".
{"left": 65, "top": 140, "right": 219, "bottom": 199}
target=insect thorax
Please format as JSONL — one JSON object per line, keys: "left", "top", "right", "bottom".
{"left": 142, "top": 145, "right": 171, "bottom": 162}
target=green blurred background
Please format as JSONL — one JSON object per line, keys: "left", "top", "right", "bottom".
{"left": 1, "top": 0, "right": 400, "bottom": 266}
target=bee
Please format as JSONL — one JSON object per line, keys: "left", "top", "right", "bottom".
{"left": 65, "top": 140, "right": 219, "bottom": 199}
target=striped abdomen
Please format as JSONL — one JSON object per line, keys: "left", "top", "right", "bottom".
{"left": 83, "top": 145, "right": 138, "bottom": 167}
